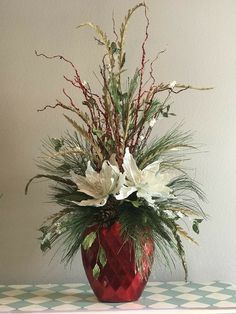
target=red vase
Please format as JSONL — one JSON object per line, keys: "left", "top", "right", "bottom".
{"left": 81, "top": 222, "right": 154, "bottom": 302}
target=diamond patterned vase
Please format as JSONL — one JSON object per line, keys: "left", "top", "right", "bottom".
{"left": 81, "top": 222, "right": 154, "bottom": 302}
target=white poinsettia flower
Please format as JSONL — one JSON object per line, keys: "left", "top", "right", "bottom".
{"left": 115, "top": 148, "right": 175, "bottom": 205}
{"left": 70, "top": 160, "right": 123, "bottom": 207}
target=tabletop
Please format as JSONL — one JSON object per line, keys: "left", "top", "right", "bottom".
{"left": 1, "top": 281, "right": 236, "bottom": 313}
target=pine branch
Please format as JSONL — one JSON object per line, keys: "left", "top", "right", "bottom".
{"left": 25, "top": 174, "right": 76, "bottom": 195}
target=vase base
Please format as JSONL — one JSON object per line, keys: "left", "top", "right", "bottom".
{"left": 97, "top": 297, "right": 139, "bottom": 303}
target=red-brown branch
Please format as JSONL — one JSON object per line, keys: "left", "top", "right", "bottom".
{"left": 35, "top": 50, "right": 86, "bottom": 93}
{"left": 62, "top": 88, "right": 79, "bottom": 111}
{"left": 64, "top": 75, "right": 104, "bottom": 118}
{"left": 37, "top": 101, "right": 75, "bottom": 113}
{"left": 149, "top": 49, "right": 166, "bottom": 88}
{"left": 64, "top": 75, "right": 79, "bottom": 88}
{"left": 133, "top": 53, "right": 165, "bottom": 147}
{"left": 131, "top": 4, "right": 149, "bottom": 150}
{"left": 62, "top": 88, "right": 92, "bottom": 127}
{"left": 35, "top": 50, "right": 97, "bottom": 125}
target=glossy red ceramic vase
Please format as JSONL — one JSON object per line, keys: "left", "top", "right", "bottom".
{"left": 81, "top": 222, "right": 154, "bottom": 302}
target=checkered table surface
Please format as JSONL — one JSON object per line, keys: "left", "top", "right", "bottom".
{"left": 0, "top": 281, "right": 236, "bottom": 313}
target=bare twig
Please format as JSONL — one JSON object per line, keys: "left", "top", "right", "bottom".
{"left": 149, "top": 49, "right": 166, "bottom": 87}
{"left": 37, "top": 101, "right": 75, "bottom": 113}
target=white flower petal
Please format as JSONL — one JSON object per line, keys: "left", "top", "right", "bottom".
{"left": 119, "top": 148, "right": 176, "bottom": 206}
{"left": 70, "top": 171, "right": 100, "bottom": 198}
{"left": 123, "top": 148, "right": 141, "bottom": 185}
{"left": 143, "top": 160, "right": 160, "bottom": 173}
{"left": 73, "top": 197, "right": 108, "bottom": 207}
{"left": 70, "top": 160, "right": 123, "bottom": 207}
{"left": 85, "top": 161, "right": 100, "bottom": 184}
{"left": 115, "top": 186, "right": 137, "bottom": 200}
{"left": 136, "top": 189, "right": 154, "bottom": 204}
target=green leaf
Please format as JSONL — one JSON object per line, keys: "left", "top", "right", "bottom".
{"left": 145, "top": 99, "right": 161, "bottom": 121}
{"left": 110, "top": 41, "right": 117, "bottom": 53}
{"left": 39, "top": 226, "right": 49, "bottom": 235}
{"left": 82, "top": 231, "right": 96, "bottom": 250}
{"left": 51, "top": 138, "right": 64, "bottom": 152}
{"left": 108, "top": 75, "right": 122, "bottom": 114}
{"left": 120, "top": 52, "right": 126, "bottom": 68}
{"left": 99, "top": 246, "right": 107, "bottom": 268}
{"left": 40, "top": 238, "right": 51, "bottom": 252}
{"left": 130, "top": 200, "right": 140, "bottom": 208}
{"left": 192, "top": 219, "right": 204, "bottom": 234}
{"left": 196, "top": 219, "right": 204, "bottom": 223}
{"left": 93, "top": 263, "right": 100, "bottom": 279}
{"left": 124, "top": 199, "right": 140, "bottom": 208}
{"left": 192, "top": 223, "right": 199, "bottom": 234}
{"left": 162, "top": 112, "right": 168, "bottom": 118}
{"left": 40, "top": 232, "right": 51, "bottom": 252}
{"left": 92, "top": 129, "right": 105, "bottom": 137}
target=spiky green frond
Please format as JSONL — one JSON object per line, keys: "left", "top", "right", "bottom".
{"left": 38, "top": 132, "right": 88, "bottom": 176}
{"left": 170, "top": 175, "right": 206, "bottom": 202}
{"left": 137, "top": 127, "right": 194, "bottom": 169}
{"left": 118, "top": 200, "right": 194, "bottom": 280}
{"left": 122, "top": 69, "right": 140, "bottom": 144}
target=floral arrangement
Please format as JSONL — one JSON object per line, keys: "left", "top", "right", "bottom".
{"left": 26, "top": 2, "right": 210, "bottom": 281}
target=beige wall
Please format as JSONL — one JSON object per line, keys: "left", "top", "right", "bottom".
{"left": 1, "top": 0, "right": 236, "bottom": 284}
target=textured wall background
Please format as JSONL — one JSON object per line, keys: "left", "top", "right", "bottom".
{"left": 1, "top": 0, "right": 236, "bottom": 284}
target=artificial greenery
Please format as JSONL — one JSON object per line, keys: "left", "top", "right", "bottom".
{"left": 26, "top": 2, "right": 210, "bottom": 281}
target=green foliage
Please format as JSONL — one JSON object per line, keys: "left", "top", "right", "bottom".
{"left": 30, "top": 125, "right": 206, "bottom": 278}
{"left": 51, "top": 138, "right": 64, "bottom": 152}
{"left": 82, "top": 232, "right": 97, "bottom": 250}
{"left": 192, "top": 219, "right": 204, "bottom": 234}
{"left": 117, "top": 174, "right": 205, "bottom": 280}
{"left": 145, "top": 99, "right": 162, "bottom": 122}
{"left": 37, "top": 132, "right": 88, "bottom": 177}
{"left": 122, "top": 69, "right": 140, "bottom": 141}
{"left": 98, "top": 246, "right": 107, "bottom": 268}
{"left": 108, "top": 74, "right": 122, "bottom": 114}
{"left": 137, "top": 126, "right": 194, "bottom": 169}
{"left": 118, "top": 201, "right": 179, "bottom": 275}
{"left": 25, "top": 174, "right": 76, "bottom": 195}
{"left": 39, "top": 226, "right": 51, "bottom": 252}
{"left": 92, "top": 263, "right": 100, "bottom": 280}
{"left": 170, "top": 175, "right": 205, "bottom": 202}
